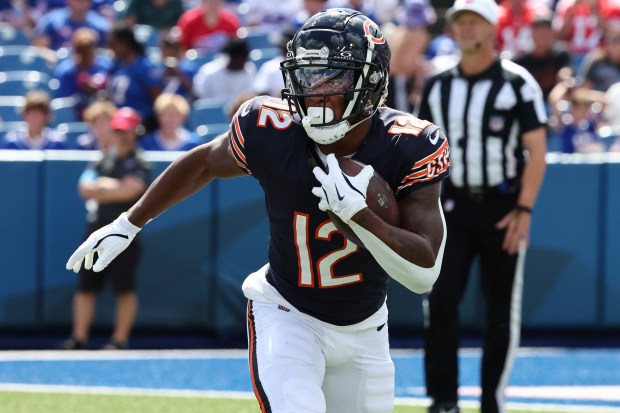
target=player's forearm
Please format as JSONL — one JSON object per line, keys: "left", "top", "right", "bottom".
{"left": 126, "top": 145, "right": 214, "bottom": 227}
{"left": 349, "top": 215, "right": 446, "bottom": 294}
{"left": 348, "top": 182, "right": 447, "bottom": 292}
{"left": 349, "top": 199, "right": 446, "bottom": 293}
{"left": 352, "top": 209, "right": 437, "bottom": 267}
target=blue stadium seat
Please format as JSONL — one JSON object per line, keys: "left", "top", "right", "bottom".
{"left": 185, "top": 49, "right": 216, "bottom": 69}
{"left": 146, "top": 47, "right": 162, "bottom": 64}
{"left": 195, "top": 123, "right": 230, "bottom": 143}
{"left": 134, "top": 24, "right": 161, "bottom": 48}
{"left": 0, "top": 96, "right": 25, "bottom": 123}
{"left": 0, "top": 23, "right": 30, "bottom": 46}
{"left": 0, "top": 71, "right": 56, "bottom": 96}
{"left": 0, "top": 46, "right": 55, "bottom": 74}
{"left": 55, "top": 122, "right": 90, "bottom": 148}
{"left": 250, "top": 47, "right": 281, "bottom": 70}
{"left": 190, "top": 98, "right": 229, "bottom": 128}
{"left": 238, "top": 28, "right": 277, "bottom": 50}
{"left": 50, "top": 97, "right": 78, "bottom": 126}
{"left": 0, "top": 121, "right": 25, "bottom": 142}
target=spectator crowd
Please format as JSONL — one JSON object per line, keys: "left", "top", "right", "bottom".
{"left": 0, "top": 0, "right": 620, "bottom": 153}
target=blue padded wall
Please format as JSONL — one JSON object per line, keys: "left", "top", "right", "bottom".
{"left": 0, "top": 155, "right": 41, "bottom": 326}
{"left": 40, "top": 157, "right": 91, "bottom": 325}
{"left": 214, "top": 177, "right": 269, "bottom": 332}
{"left": 605, "top": 162, "right": 620, "bottom": 326}
{"left": 523, "top": 163, "right": 601, "bottom": 327}
{"left": 0, "top": 152, "right": 619, "bottom": 333}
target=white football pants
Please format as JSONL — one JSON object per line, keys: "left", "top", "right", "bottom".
{"left": 246, "top": 299, "right": 395, "bottom": 413}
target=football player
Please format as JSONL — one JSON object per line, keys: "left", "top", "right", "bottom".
{"left": 66, "top": 8, "right": 451, "bottom": 413}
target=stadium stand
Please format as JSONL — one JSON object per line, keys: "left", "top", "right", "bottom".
{"left": 249, "top": 46, "right": 281, "bottom": 70}
{"left": 238, "top": 27, "right": 274, "bottom": 50}
{"left": 195, "top": 122, "right": 229, "bottom": 143}
{"left": 185, "top": 49, "right": 216, "bottom": 69}
{"left": 0, "top": 96, "right": 25, "bottom": 123}
{"left": 133, "top": 24, "right": 161, "bottom": 49}
{"left": 0, "top": 46, "right": 55, "bottom": 74}
{"left": 0, "top": 71, "right": 56, "bottom": 96}
{"left": 190, "top": 97, "right": 230, "bottom": 128}
{"left": 0, "top": 121, "right": 25, "bottom": 141}
{"left": 50, "top": 97, "right": 79, "bottom": 126}
{"left": 0, "top": 22, "right": 30, "bottom": 46}
{"left": 55, "top": 121, "right": 90, "bottom": 148}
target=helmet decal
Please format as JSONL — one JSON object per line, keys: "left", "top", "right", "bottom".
{"left": 280, "top": 8, "right": 391, "bottom": 145}
{"left": 363, "top": 20, "right": 385, "bottom": 44}
{"left": 296, "top": 46, "right": 330, "bottom": 61}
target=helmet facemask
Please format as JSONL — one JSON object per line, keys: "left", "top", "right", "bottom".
{"left": 281, "top": 49, "right": 388, "bottom": 145}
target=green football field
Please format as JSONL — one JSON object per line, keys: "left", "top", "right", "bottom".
{"left": 0, "top": 391, "right": 584, "bottom": 413}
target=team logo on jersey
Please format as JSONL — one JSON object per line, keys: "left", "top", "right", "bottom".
{"left": 489, "top": 115, "right": 505, "bottom": 132}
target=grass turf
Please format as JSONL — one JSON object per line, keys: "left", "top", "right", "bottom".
{"left": 0, "top": 391, "right": 581, "bottom": 413}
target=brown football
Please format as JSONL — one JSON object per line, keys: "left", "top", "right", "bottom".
{"left": 326, "top": 158, "right": 400, "bottom": 248}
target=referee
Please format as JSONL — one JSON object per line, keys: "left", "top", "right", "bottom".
{"left": 415, "top": 0, "right": 547, "bottom": 412}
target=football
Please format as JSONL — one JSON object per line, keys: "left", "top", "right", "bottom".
{"left": 326, "top": 158, "right": 400, "bottom": 248}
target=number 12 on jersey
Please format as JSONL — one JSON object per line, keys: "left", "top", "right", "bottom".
{"left": 294, "top": 212, "right": 363, "bottom": 288}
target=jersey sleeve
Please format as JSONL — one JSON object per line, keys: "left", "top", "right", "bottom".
{"left": 228, "top": 96, "right": 264, "bottom": 175}
{"left": 392, "top": 122, "right": 450, "bottom": 200}
{"left": 514, "top": 67, "right": 548, "bottom": 133}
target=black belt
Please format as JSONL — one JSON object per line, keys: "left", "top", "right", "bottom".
{"left": 445, "top": 180, "right": 519, "bottom": 202}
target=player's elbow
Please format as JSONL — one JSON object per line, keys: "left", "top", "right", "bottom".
{"left": 408, "top": 269, "right": 439, "bottom": 294}
{"left": 406, "top": 254, "right": 443, "bottom": 293}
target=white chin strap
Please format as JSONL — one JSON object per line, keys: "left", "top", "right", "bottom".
{"left": 302, "top": 106, "right": 362, "bottom": 145}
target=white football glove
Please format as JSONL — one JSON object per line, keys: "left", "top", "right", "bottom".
{"left": 66, "top": 212, "right": 141, "bottom": 273}
{"left": 311, "top": 154, "right": 373, "bottom": 223}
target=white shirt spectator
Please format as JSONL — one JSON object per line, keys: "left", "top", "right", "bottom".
{"left": 241, "top": 0, "right": 302, "bottom": 33}
{"left": 253, "top": 55, "right": 285, "bottom": 97}
{"left": 193, "top": 56, "right": 256, "bottom": 103}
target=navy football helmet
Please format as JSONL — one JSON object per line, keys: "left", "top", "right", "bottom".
{"left": 281, "top": 8, "right": 391, "bottom": 144}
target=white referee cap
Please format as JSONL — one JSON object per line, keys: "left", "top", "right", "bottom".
{"left": 447, "top": 0, "right": 499, "bottom": 25}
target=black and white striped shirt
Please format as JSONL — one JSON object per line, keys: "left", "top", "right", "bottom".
{"left": 416, "top": 58, "right": 547, "bottom": 191}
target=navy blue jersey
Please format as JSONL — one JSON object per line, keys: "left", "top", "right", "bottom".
{"left": 229, "top": 96, "right": 450, "bottom": 325}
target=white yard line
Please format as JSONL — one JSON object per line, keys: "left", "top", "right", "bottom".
{"left": 0, "top": 383, "right": 254, "bottom": 399}
{"left": 396, "top": 397, "right": 620, "bottom": 412}
{"left": 1, "top": 348, "right": 618, "bottom": 412}
{"left": 0, "top": 384, "right": 617, "bottom": 412}
{"left": 0, "top": 349, "right": 248, "bottom": 361}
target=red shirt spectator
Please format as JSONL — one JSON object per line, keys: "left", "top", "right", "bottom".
{"left": 553, "top": 0, "right": 618, "bottom": 56}
{"left": 496, "top": 0, "right": 551, "bottom": 58}
{"left": 176, "top": 0, "right": 240, "bottom": 54}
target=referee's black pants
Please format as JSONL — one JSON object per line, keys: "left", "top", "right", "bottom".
{"left": 424, "top": 191, "right": 524, "bottom": 413}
